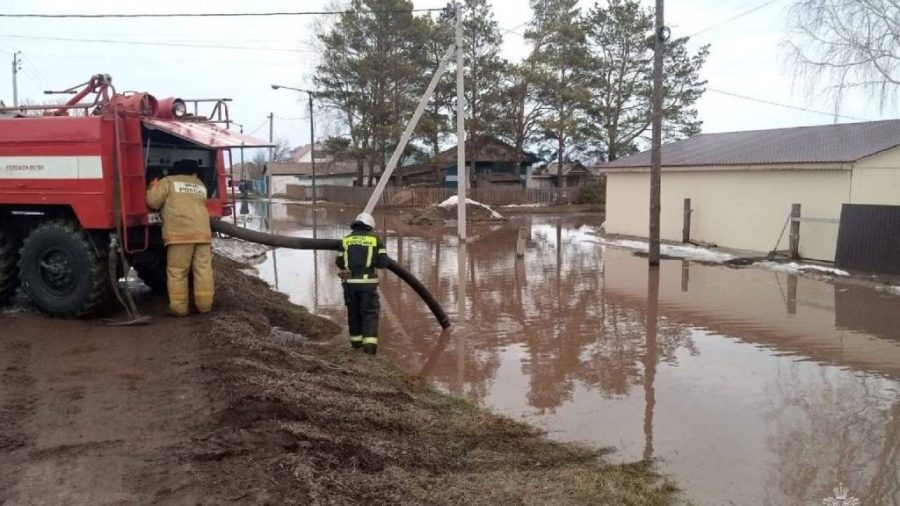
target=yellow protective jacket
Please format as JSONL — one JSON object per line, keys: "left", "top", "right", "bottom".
{"left": 146, "top": 174, "right": 212, "bottom": 245}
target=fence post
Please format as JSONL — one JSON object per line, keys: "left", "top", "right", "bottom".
{"left": 682, "top": 198, "right": 692, "bottom": 243}
{"left": 789, "top": 203, "right": 801, "bottom": 260}
{"left": 516, "top": 227, "right": 527, "bottom": 258}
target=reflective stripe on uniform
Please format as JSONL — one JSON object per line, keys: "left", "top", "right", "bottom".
{"left": 350, "top": 336, "right": 363, "bottom": 343}
{"left": 365, "top": 244, "right": 373, "bottom": 268}
{"left": 346, "top": 278, "right": 379, "bottom": 284}
{"left": 343, "top": 235, "right": 378, "bottom": 247}
{"left": 377, "top": 248, "right": 386, "bottom": 254}
{"left": 362, "top": 337, "right": 378, "bottom": 345}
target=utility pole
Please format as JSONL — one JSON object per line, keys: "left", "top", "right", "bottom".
{"left": 11, "top": 52, "right": 22, "bottom": 107}
{"left": 454, "top": 1, "right": 467, "bottom": 327}
{"left": 267, "top": 112, "right": 274, "bottom": 203}
{"left": 308, "top": 93, "right": 317, "bottom": 206}
{"left": 268, "top": 112, "right": 274, "bottom": 160}
{"left": 456, "top": 1, "right": 466, "bottom": 241}
{"left": 649, "top": 0, "right": 666, "bottom": 266}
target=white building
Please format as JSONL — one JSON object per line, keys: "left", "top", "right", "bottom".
{"left": 597, "top": 120, "right": 900, "bottom": 262}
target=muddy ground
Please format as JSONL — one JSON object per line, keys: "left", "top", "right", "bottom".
{"left": 0, "top": 256, "right": 674, "bottom": 505}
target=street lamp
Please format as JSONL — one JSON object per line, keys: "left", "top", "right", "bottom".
{"left": 271, "top": 84, "right": 318, "bottom": 206}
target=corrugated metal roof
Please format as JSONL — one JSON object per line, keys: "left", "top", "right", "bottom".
{"left": 597, "top": 120, "right": 900, "bottom": 169}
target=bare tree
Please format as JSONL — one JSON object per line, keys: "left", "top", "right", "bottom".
{"left": 786, "top": 0, "right": 900, "bottom": 106}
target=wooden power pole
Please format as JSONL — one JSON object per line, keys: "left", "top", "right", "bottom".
{"left": 649, "top": 0, "right": 665, "bottom": 266}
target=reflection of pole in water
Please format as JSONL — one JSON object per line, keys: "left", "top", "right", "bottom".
{"left": 420, "top": 327, "right": 453, "bottom": 377}
{"left": 272, "top": 248, "right": 280, "bottom": 290}
{"left": 643, "top": 266, "right": 660, "bottom": 462}
{"left": 556, "top": 221, "right": 562, "bottom": 310}
{"left": 681, "top": 259, "right": 690, "bottom": 292}
{"left": 313, "top": 211, "right": 318, "bottom": 313}
{"left": 786, "top": 274, "right": 798, "bottom": 315}
{"left": 456, "top": 240, "right": 467, "bottom": 395}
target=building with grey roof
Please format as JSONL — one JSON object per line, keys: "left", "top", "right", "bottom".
{"left": 595, "top": 121, "right": 900, "bottom": 263}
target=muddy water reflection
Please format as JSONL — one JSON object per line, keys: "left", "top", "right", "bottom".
{"left": 250, "top": 202, "right": 900, "bottom": 506}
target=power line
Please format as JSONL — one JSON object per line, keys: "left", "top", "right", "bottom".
{"left": 707, "top": 88, "right": 870, "bottom": 121}
{"left": 247, "top": 119, "right": 270, "bottom": 136}
{"left": 0, "top": 33, "right": 309, "bottom": 53}
{"left": 499, "top": 21, "right": 528, "bottom": 37}
{"left": 0, "top": 8, "right": 444, "bottom": 19}
{"left": 688, "top": 0, "right": 782, "bottom": 38}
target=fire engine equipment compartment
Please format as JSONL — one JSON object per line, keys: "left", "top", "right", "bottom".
{"left": 141, "top": 125, "right": 217, "bottom": 197}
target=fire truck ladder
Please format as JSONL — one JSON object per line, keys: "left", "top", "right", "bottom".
{"left": 106, "top": 107, "right": 150, "bottom": 326}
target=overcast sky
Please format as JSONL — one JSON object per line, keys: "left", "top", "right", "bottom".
{"left": 0, "top": 0, "right": 896, "bottom": 152}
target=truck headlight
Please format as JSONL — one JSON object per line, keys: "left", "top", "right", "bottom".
{"left": 172, "top": 99, "right": 187, "bottom": 118}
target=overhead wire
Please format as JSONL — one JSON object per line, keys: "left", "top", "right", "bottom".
{"left": 0, "top": 34, "right": 311, "bottom": 53}
{"left": 247, "top": 119, "right": 270, "bottom": 136}
{"left": 706, "top": 88, "right": 870, "bottom": 121}
{"left": 0, "top": 9, "right": 444, "bottom": 19}
{"left": 686, "top": 0, "right": 782, "bottom": 38}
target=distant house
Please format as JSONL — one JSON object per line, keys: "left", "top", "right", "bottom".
{"left": 390, "top": 162, "right": 445, "bottom": 187}
{"left": 529, "top": 161, "right": 596, "bottom": 189}
{"left": 596, "top": 120, "right": 900, "bottom": 264}
{"left": 389, "top": 136, "right": 537, "bottom": 188}
{"left": 289, "top": 143, "right": 328, "bottom": 163}
{"left": 264, "top": 161, "right": 372, "bottom": 194}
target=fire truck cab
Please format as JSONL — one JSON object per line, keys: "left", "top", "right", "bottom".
{"left": 0, "top": 74, "right": 270, "bottom": 316}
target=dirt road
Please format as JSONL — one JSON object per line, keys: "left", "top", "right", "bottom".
{"left": 0, "top": 296, "right": 214, "bottom": 505}
{"left": 0, "top": 257, "right": 674, "bottom": 505}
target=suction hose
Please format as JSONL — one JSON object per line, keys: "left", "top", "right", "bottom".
{"left": 211, "top": 219, "right": 451, "bottom": 329}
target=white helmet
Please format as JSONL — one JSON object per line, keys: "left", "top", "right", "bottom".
{"left": 352, "top": 212, "right": 375, "bottom": 230}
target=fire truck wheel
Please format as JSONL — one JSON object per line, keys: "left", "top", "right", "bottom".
{"left": 133, "top": 254, "right": 168, "bottom": 295}
{"left": 18, "top": 220, "right": 111, "bottom": 317}
{"left": 0, "top": 227, "right": 20, "bottom": 306}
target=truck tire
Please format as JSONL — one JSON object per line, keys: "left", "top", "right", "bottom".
{"left": 19, "top": 220, "right": 111, "bottom": 317}
{"left": 133, "top": 253, "right": 168, "bottom": 295}
{"left": 0, "top": 227, "right": 20, "bottom": 306}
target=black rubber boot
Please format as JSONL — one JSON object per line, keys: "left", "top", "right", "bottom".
{"left": 350, "top": 340, "right": 363, "bottom": 350}
{"left": 363, "top": 343, "right": 377, "bottom": 356}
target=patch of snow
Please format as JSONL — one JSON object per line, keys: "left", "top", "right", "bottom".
{"left": 437, "top": 195, "right": 504, "bottom": 219}
{"left": 501, "top": 203, "right": 546, "bottom": 208}
{"left": 754, "top": 261, "right": 849, "bottom": 277}
{"left": 598, "top": 237, "right": 735, "bottom": 263}
{"left": 875, "top": 284, "right": 900, "bottom": 295}
{"left": 213, "top": 237, "right": 270, "bottom": 264}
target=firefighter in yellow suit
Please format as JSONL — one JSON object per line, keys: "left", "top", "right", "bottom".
{"left": 145, "top": 159, "right": 214, "bottom": 316}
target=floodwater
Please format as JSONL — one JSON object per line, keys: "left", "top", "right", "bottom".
{"left": 245, "top": 201, "right": 900, "bottom": 506}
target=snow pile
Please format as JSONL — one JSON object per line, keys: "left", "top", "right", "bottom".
{"left": 410, "top": 196, "right": 506, "bottom": 225}
{"left": 753, "top": 261, "right": 849, "bottom": 277}
{"left": 437, "top": 196, "right": 504, "bottom": 219}
{"left": 599, "top": 237, "right": 735, "bottom": 263}
{"left": 501, "top": 203, "right": 547, "bottom": 209}
{"left": 213, "top": 237, "right": 270, "bottom": 265}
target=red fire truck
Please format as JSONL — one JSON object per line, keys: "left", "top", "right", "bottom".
{"left": 0, "top": 74, "right": 269, "bottom": 317}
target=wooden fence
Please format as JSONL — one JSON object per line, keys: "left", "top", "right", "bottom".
{"left": 285, "top": 184, "right": 585, "bottom": 207}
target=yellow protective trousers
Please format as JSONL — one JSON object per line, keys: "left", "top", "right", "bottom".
{"left": 166, "top": 243, "right": 214, "bottom": 316}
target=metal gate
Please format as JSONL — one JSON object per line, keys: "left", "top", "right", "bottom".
{"left": 835, "top": 204, "right": 900, "bottom": 274}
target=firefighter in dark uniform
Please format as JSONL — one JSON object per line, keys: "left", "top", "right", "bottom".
{"left": 336, "top": 212, "right": 388, "bottom": 355}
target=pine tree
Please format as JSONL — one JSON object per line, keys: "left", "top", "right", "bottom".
{"left": 315, "top": 0, "right": 428, "bottom": 186}
{"left": 419, "top": 14, "right": 455, "bottom": 158}
{"left": 446, "top": 0, "right": 508, "bottom": 141}
{"left": 501, "top": 62, "right": 547, "bottom": 171}
{"left": 525, "top": 0, "right": 592, "bottom": 190}
{"left": 583, "top": 0, "right": 708, "bottom": 161}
